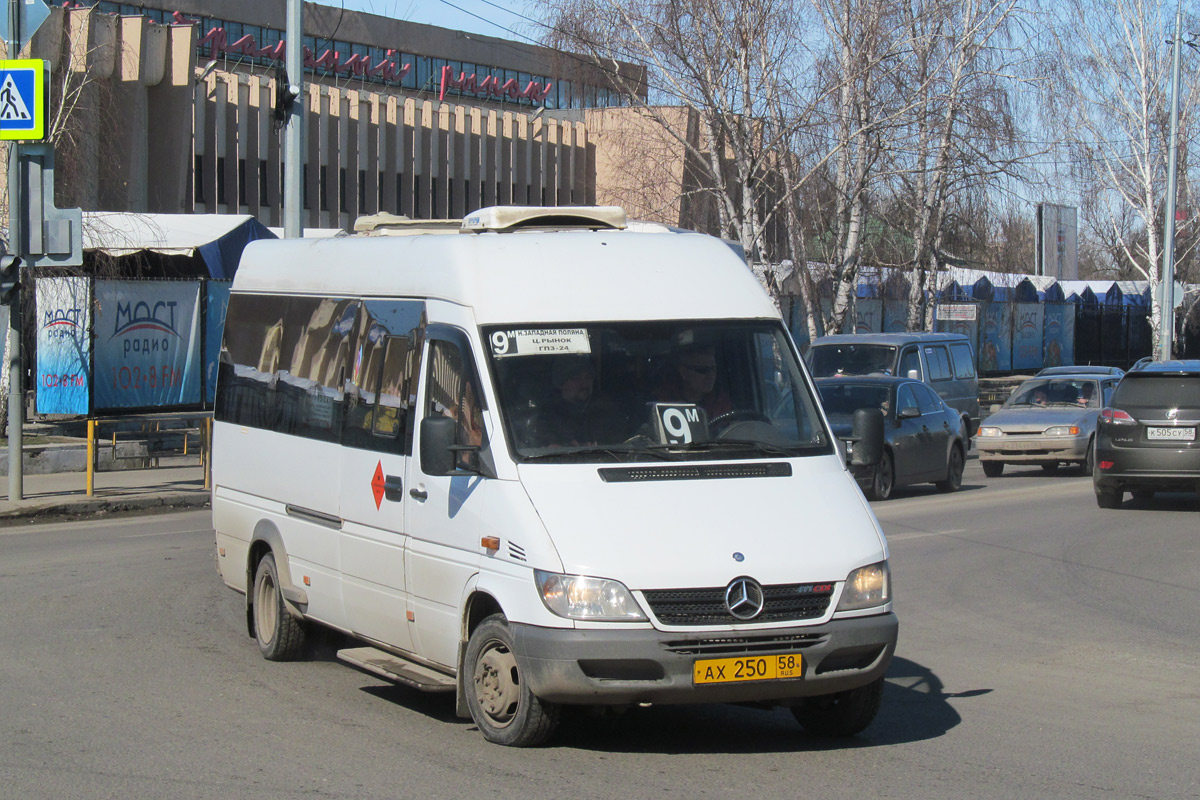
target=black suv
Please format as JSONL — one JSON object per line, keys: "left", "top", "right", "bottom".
{"left": 1093, "top": 360, "right": 1200, "bottom": 508}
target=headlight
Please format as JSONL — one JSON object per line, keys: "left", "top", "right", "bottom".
{"left": 977, "top": 426, "right": 1001, "bottom": 437}
{"left": 534, "top": 570, "right": 647, "bottom": 621}
{"left": 837, "top": 561, "right": 890, "bottom": 612}
{"left": 1044, "top": 425, "right": 1081, "bottom": 436}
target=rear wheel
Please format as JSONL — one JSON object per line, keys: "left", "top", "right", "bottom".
{"left": 792, "top": 677, "right": 884, "bottom": 738}
{"left": 936, "top": 444, "right": 964, "bottom": 492}
{"left": 253, "top": 553, "right": 307, "bottom": 661}
{"left": 867, "top": 451, "right": 894, "bottom": 501}
{"left": 1095, "top": 486, "right": 1123, "bottom": 509}
{"left": 982, "top": 461, "right": 1004, "bottom": 478}
{"left": 464, "top": 615, "right": 560, "bottom": 747}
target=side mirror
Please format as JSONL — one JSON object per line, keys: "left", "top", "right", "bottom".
{"left": 420, "top": 416, "right": 458, "bottom": 476}
{"left": 850, "top": 408, "right": 884, "bottom": 468}
{"left": 898, "top": 406, "right": 921, "bottom": 419}
{"left": 907, "top": 369, "right": 920, "bottom": 380}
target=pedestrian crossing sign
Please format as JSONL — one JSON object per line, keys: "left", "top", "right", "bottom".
{"left": 0, "top": 59, "right": 46, "bottom": 141}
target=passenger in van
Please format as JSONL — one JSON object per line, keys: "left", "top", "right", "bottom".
{"left": 532, "top": 357, "right": 614, "bottom": 447}
{"left": 659, "top": 344, "right": 733, "bottom": 420}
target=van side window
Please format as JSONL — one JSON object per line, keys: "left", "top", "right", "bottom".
{"left": 276, "top": 298, "right": 359, "bottom": 442}
{"left": 343, "top": 300, "right": 426, "bottom": 455}
{"left": 898, "top": 347, "right": 921, "bottom": 379}
{"left": 215, "top": 293, "right": 289, "bottom": 430}
{"left": 949, "top": 342, "right": 976, "bottom": 379}
{"left": 925, "top": 346, "right": 952, "bottom": 381}
{"left": 425, "top": 340, "right": 487, "bottom": 449}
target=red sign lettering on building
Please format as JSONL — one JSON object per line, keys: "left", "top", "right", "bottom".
{"left": 439, "top": 66, "right": 552, "bottom": 104}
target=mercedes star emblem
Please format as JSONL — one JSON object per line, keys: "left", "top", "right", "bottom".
{"left": 724, "top": 577, "right": 765, "bottom": 620}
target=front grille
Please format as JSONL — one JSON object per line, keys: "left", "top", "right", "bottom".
{"left": 642, "top": 583, "right": 834, "bottom": 626}
{"left": 599, "top": 462, "right": 792, "bottom": 482}
{"left": 662, "top": 633, "right": 824, "bottom": 655}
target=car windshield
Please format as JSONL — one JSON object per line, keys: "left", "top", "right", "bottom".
{"left": 483, "top": 321, "right": 832, "bottom": 463}
{"left": 807, "top": 343, "right": 897, "bottom": 377}
{"left": 1005, "top": 378, "right": 1099, "bottom": 408}
{"left": 817, "top": 383, "right": 890, "bottom": 416}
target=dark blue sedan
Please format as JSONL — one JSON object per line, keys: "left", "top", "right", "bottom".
{"left": 816, "top": 376, "right": 968, "bottom": 500}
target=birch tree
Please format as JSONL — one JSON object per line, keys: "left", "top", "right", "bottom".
{"left": 1048, "top": 0, "right": 1200, "bottom": 344}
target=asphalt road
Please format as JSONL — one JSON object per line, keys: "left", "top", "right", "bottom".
{"left": 1, "top": 460, "right": 1197, "bottom": 799}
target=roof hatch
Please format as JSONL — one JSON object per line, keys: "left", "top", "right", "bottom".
{"left": 461, "top": 206, "right": 627, "bottom": 232}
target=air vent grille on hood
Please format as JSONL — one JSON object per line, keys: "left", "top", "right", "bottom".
{"left": 599, "top": 462, "right": 792, "bottom": 482}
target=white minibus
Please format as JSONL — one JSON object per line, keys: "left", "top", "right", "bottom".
{"left": 212, "top": 206, "right": 896, "bottom": 746}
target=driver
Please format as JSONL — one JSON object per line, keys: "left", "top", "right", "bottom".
{"left": 659, "top": 344, "right": 733, "bottom": 420}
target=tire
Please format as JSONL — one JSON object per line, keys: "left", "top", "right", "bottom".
{"left": 1041, "top": 463, "right": 1059, "bottom": 474}
{"left": 464, "top": 614, "right": 560, "bottom": 747}
{"left": 936, "top": 444, "right": 964, "bottom": 492}
{"left": 1080, "top": 440, "right": 1094, "bottom": 476}
{"left": 982, "top": 461, "right": 1004, "bottom": 478}
{"left": 792, "top": 676, "right": 884, "bottom": 738}
{"left": 253, "top": 553, "right": 307, "bottom": 661}
{"left": 1095, "top": 486, "right": 1123, "bottom": 509}
{"left": 867, "top": 451, "right": 894, "bottom": 501}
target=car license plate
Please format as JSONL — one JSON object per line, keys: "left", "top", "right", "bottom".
{"left": 693, "top": 654, "right": 803, "bottom": 685}
{"left": 1147, "top": 426, "right": 1195, "bottom": 441}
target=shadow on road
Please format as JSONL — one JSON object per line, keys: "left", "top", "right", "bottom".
{"left": 352, "top": 655, "right": 991, "bottom": 753}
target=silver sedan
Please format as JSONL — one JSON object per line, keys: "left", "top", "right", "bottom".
{"left": 976, "top": 374, "right": 1119, "bottom": 477}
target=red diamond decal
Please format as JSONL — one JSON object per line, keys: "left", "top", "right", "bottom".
{"left": 371, "top": 461, "right": 386, "bottom": 510}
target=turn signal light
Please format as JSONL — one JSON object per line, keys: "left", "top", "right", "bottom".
{"left": 481, "top": 536, "right": 500, "bottom": 550}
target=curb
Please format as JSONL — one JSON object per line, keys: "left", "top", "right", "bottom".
{"left": 0, "top": 491, "right": 210, "bottom": 523}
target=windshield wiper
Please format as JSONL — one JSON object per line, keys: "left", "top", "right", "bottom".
{"left": 520, "top": 445, "right": 675, "bottom": 463}
{"left": 644, "top": 439, "right": 812, "bottom": 457}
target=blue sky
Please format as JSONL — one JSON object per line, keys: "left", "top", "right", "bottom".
{"left": 340, "top": 1, "right": 542, "bottom": 42}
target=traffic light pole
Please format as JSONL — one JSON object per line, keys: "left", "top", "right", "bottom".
{"left": 7, "top": 0, "right": 23, "bottom": 501}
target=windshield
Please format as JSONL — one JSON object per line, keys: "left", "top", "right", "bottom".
{"left": 483, "top": 321, "right": 832, "bottom": 463}
{"left": 807, "top": 343, "right": 897, "bottom": 377}
{"left": 1005, "top": 378, "right": 1099, "bottom": 408}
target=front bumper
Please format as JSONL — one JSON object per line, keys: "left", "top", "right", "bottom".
{"left": 977, "top": 435, "right": 1089, "bottom": 463}
{"left": 510, "top": 612, "right": 897, "bottom": 706}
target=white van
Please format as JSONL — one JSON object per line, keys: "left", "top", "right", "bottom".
{"left": 212, "top": 206, "right": 896, "bottom": 747}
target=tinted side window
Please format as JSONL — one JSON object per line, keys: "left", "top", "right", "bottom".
{"left": 1102, "top": 380, "right": 1116, "bottom": 406}
{"left": 897, "top": 385, "right": 919, "bottom": 415}
{"left": 215, "top": 293, "right": 289, "bottom": 429}
{"left": 926, "top": 345, "right": 952, "bottom": 381}
{"left": 950, "top": 343, "right": 976, "bottom": 379}
{"left": 276, "top": 298, "right": 359, "bottom": 442}
{"left": 898, "top": 347, "right": 921, "bottom": 379}
{"left": 343, "top": 300, "right": 426, "bottom": 455}
{"left": 914, "top": 383, "right": 941, "bottom": 414}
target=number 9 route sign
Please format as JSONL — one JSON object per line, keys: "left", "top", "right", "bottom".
{"left": 0, "top": 59, "right": 46, "bottom": 141}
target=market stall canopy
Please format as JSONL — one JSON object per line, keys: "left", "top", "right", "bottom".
{"left": 83, "top": 213, "right": 277, "bottom": 279}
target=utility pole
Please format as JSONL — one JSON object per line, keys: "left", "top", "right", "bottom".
{"left": 6, "top": 0, "right": 23, "bottom": 501}
{"left": 283, "top": 0, "right": 303, "bottom": 238}
{"left": 1159, "top": 1, "right": 1183, "bottom": 362}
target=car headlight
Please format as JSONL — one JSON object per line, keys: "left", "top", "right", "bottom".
{"left": 837, "top": 561, "right": 891, "bottom": 612}
{"left": 1044, "top": 425, "right": 1081, "bottom": 436}
{"left": 534, "top": 570, "right": 647, "bottom": 621}
{"left": 977, "top": 426, "right": 1001, "bottom": 437}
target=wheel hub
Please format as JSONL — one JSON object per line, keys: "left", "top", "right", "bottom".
{"left": 474, "top": 642, "right": 519, "bottom": 725}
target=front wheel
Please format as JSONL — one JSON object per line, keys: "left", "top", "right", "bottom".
{"left": 792, "top": 677, "right": 884, "bottom": 737}
{"left": 464, "top": 615, "right": 560, "bottom": 747}
{"left": 867, "top": 451, "right": 894, "bottom": 501}
{"left": 253, "top": 553, "right": 307, "bottom": 661}
{"left": 982, "top": 461, "right": 1004, "bottom": 478}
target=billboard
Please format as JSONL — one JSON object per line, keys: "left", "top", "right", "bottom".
{"left": 1037, "top": 203, "right": 1078, "bottom": 280}
{"left": 35, "top": 277, "right": 91, "bottom": 415}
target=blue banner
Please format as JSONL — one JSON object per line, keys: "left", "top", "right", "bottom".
{"left": 979, "top": 303, "right": 1012, "bottom": 373}
{"left": 35, "top": 277, "right": 91, "bottom": 415}
{"left": 1012, "top": 303, "right": 1044, "bottom": 371}
{"left": 93, "top": 281, "right": 203, "bottom": 410}
{"left": 205, "top": 281, "right": 231, "bottom": 404}
{"left": 1043, "top": 303, "right": 1075, "bottom": 367}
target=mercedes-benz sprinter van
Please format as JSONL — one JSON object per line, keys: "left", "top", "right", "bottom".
{"left": 212, "top": 206, "right": 897, "bottom": 747}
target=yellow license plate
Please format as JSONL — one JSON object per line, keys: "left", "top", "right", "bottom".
{"left": 693, "top": 654, "right": 803, "bottom": 685}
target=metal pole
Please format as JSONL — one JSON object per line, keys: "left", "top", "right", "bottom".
{"left": 7, "top": 0, "right": 23, "bottom": 502}
{"left": 283, "top": 0, "right": 303, "bottom": 239}
{"left": 1159, "top": 1, "right": 1183, "bottom": 362}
